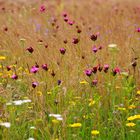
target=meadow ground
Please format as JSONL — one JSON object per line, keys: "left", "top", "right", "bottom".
{"left": 0, "top": 0, "right": 140, "bottom": 139}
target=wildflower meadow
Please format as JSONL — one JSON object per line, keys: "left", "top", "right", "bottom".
{"left": 0, "top": 0, "right": 140, "bottom": 139}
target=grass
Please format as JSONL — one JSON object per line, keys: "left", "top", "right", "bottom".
{"left": 0, "top": 0, "right": 140, "bottom": 139}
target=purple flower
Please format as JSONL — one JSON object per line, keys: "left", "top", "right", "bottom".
{"left": 32, "top": 82, "right": 38, "bottom": 88}
{"left": 42, "top": 64, "right": 48, "bottom": 71}
{"left": 104, "top": 64, "right": 109, "bottom": 73}
{"left": 72, "top": 38, "right": 79, "bottom": 44}
{"left": 85, "top": 69, "right": 92, "bottom": 77}
{"left": 30, "top": 66, "right": 39, "bottom": 73}
{"left": 11, "top": 74, "right": 18, "bottom": 80}
{"left": 26, "top": 47, "right": 34, "bottom": 53}
{"left": 92, "top": 79, "right": 98, "bottom": 86}
{"left": 40, "top": 5, "right": 46, "bottom": 12}
{"left": 60, "top": 48, "right": 66, "bottom": 55}
{"left": 57, "top": 80, "right": 61, "bottom": 85}
{"left": 92, "top": 46, "right": 98, "bottom": 53}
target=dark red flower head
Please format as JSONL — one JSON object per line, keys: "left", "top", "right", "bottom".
{"left": 40, "top": 5, "right": 46, "bottom": 12}
{"left": 92, "top": 79, "right": 98, "bottom": 86}
{"left": 90, "top": 34, "right": 97, "bottom": 41}
{"left": 6, "top": 66, "right": 11, "bottom": 71}
{"left": 32, "top": 82, "right": 38, "bottom": 88}
{"left": 92, "top": 46, "right": 98, "bottom": 53}
{"left": 26, "top": 47, "right": 34, "bottom": 53}
{"left": 42, "top": 64, "right": 48, "bottom": 71}
{"left": 64, "top": 17, "right": 68, "bottom": 22}
{"left": 112, "top": 67, "right": 120, "bottom": 76}
{"left": 72, "top": 38, "right": 79, "bottom": 44}
{"left": 92, "top": 66, "right": 98, "bottom": 74}
{"left": 104, "top": 64, "right": 109, "bottom": 73}
{"left": 60, "top": 48, "right": 66, "bottom": 55}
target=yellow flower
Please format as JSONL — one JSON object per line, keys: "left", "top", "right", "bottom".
{"left": 69, "top": 123, "right": 82, "bottom": 128}
{"left": 52, "top": 119, "right": 59, "bottom": 124}
{"left": 91, "top": 130, "right": 100, "bottom": 135}
{"left": 134, "top": 114, "right": 140, "bottom": 119}
{"left": 47, "top": 91, "right": 52, "bottom": 95}
{"left": 80, "top": 80, "right": 88, "bottom": 84}
{"left": 128, "top": 105, "right": 136, "bottom": 110}
{"left": 118, "top": 107, "right": 126, "bottom": 111}
{"left": 126, "top": 123, "right": 136, "bottom": 127}
{"left": 89, "top": 100, "right": 95, "bottom": 106}
{"left": 0, "top": 56, "right": 6, "bottom": 60}
{"left": 137, "top": 90, "right": 140, "bottom": 95}
{"left": 127, "top": 114, "right": 140, "bottom": 121}
{"left": 127, "top": 116, "right": 136, "bottom": 121}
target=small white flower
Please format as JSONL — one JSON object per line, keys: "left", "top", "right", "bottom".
{"left": 0, "top": 122, "right": 11, "bottom": 128}
{"left": 6, "top": 99, "right": 32, "bottom": 106}
{"left": 108, "top": 44, "right": 117, "bottom": 48}
{"left": 49, "top": 114, "right": 63, "bottom": 121}
{"left": 30, "top": 126, "right": 36, "bottom": 130}
{"left": 28, "top": 138, "right": 35, "bottom": 140}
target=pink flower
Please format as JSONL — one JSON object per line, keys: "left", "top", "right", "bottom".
{"left": 11, "top": 74, "right": 18, "bottom": 80}
{"left": 112, "top": 67, "right": 120, "bottom": 76}
{"left": 92, "top": 79, "right": 98, "bottom": 86}
{"left": 30, "top": 66, "right": 39, "bottom": 73}
{"left": 136, "top": 28, "right": 140, "bottom": 32}
{"left": 104, "top": 64, "right": 109, "bottom": 73}
{"left": 92, "top": 46, "right": 98, "bottom": 53}
{"left": 40, "top": 5, "right": 46, "bottom": 12}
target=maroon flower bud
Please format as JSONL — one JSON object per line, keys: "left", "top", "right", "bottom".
{"left": 63, "top": 39, "right": 68, "bottom": 44}
{"left": 92, "top": 46, "right": 98, "bottom": 53}
{"left": 112, "top": 67, "right": 120, "bottom": 76}
{"left": 132, "top": 61, "right": 137, "bottom": 67}
{"left": 92, "top": 79, "right": 98, "bottom": 86}
{"left": 60, "top": 48, "right": 66, "bottom": 55}
{"left": 40, "top": 5, "right": 46, "bottom": 12}
{"left": 42, "top": 64, "right": 48, "bottom": 71}
{"left": 90, "top": 34, "right": 97, "bottom": 41}
{"left": 92, "top": 66, "right": 98, "bottom": 74}
{"left": 77, "top": 29, "right": 81, "bottom": 33}
{"left": 64, "top": 17, "right": 68, "bottom": 22}
{"left": 45, "top": 44, "right": 48, "bottom": 48}
{"left": 4, "top": 27, "right": 8, "bottom": 32}
{"left": 62, "top": 12, "right": 67, "bottom": 17}
{"left": 6, "top": 66, "right": 11, "bottom": 71}
{"left": 104, "top": 64, "right": 109, "bottom": 73}
{"left": 26, "top": 47, "right": 34, "bottom": 53}
{"left": 98, "top": 64, "right": 103, "bottom": 72}
{"left": 72, "top": 38, "right": 79, "bottom": 44}
{"left": 51, "top": 70, "right": 55, "bottom": 77}
{"left": 32, "top": 82, "right": 38, "bottom": 88}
